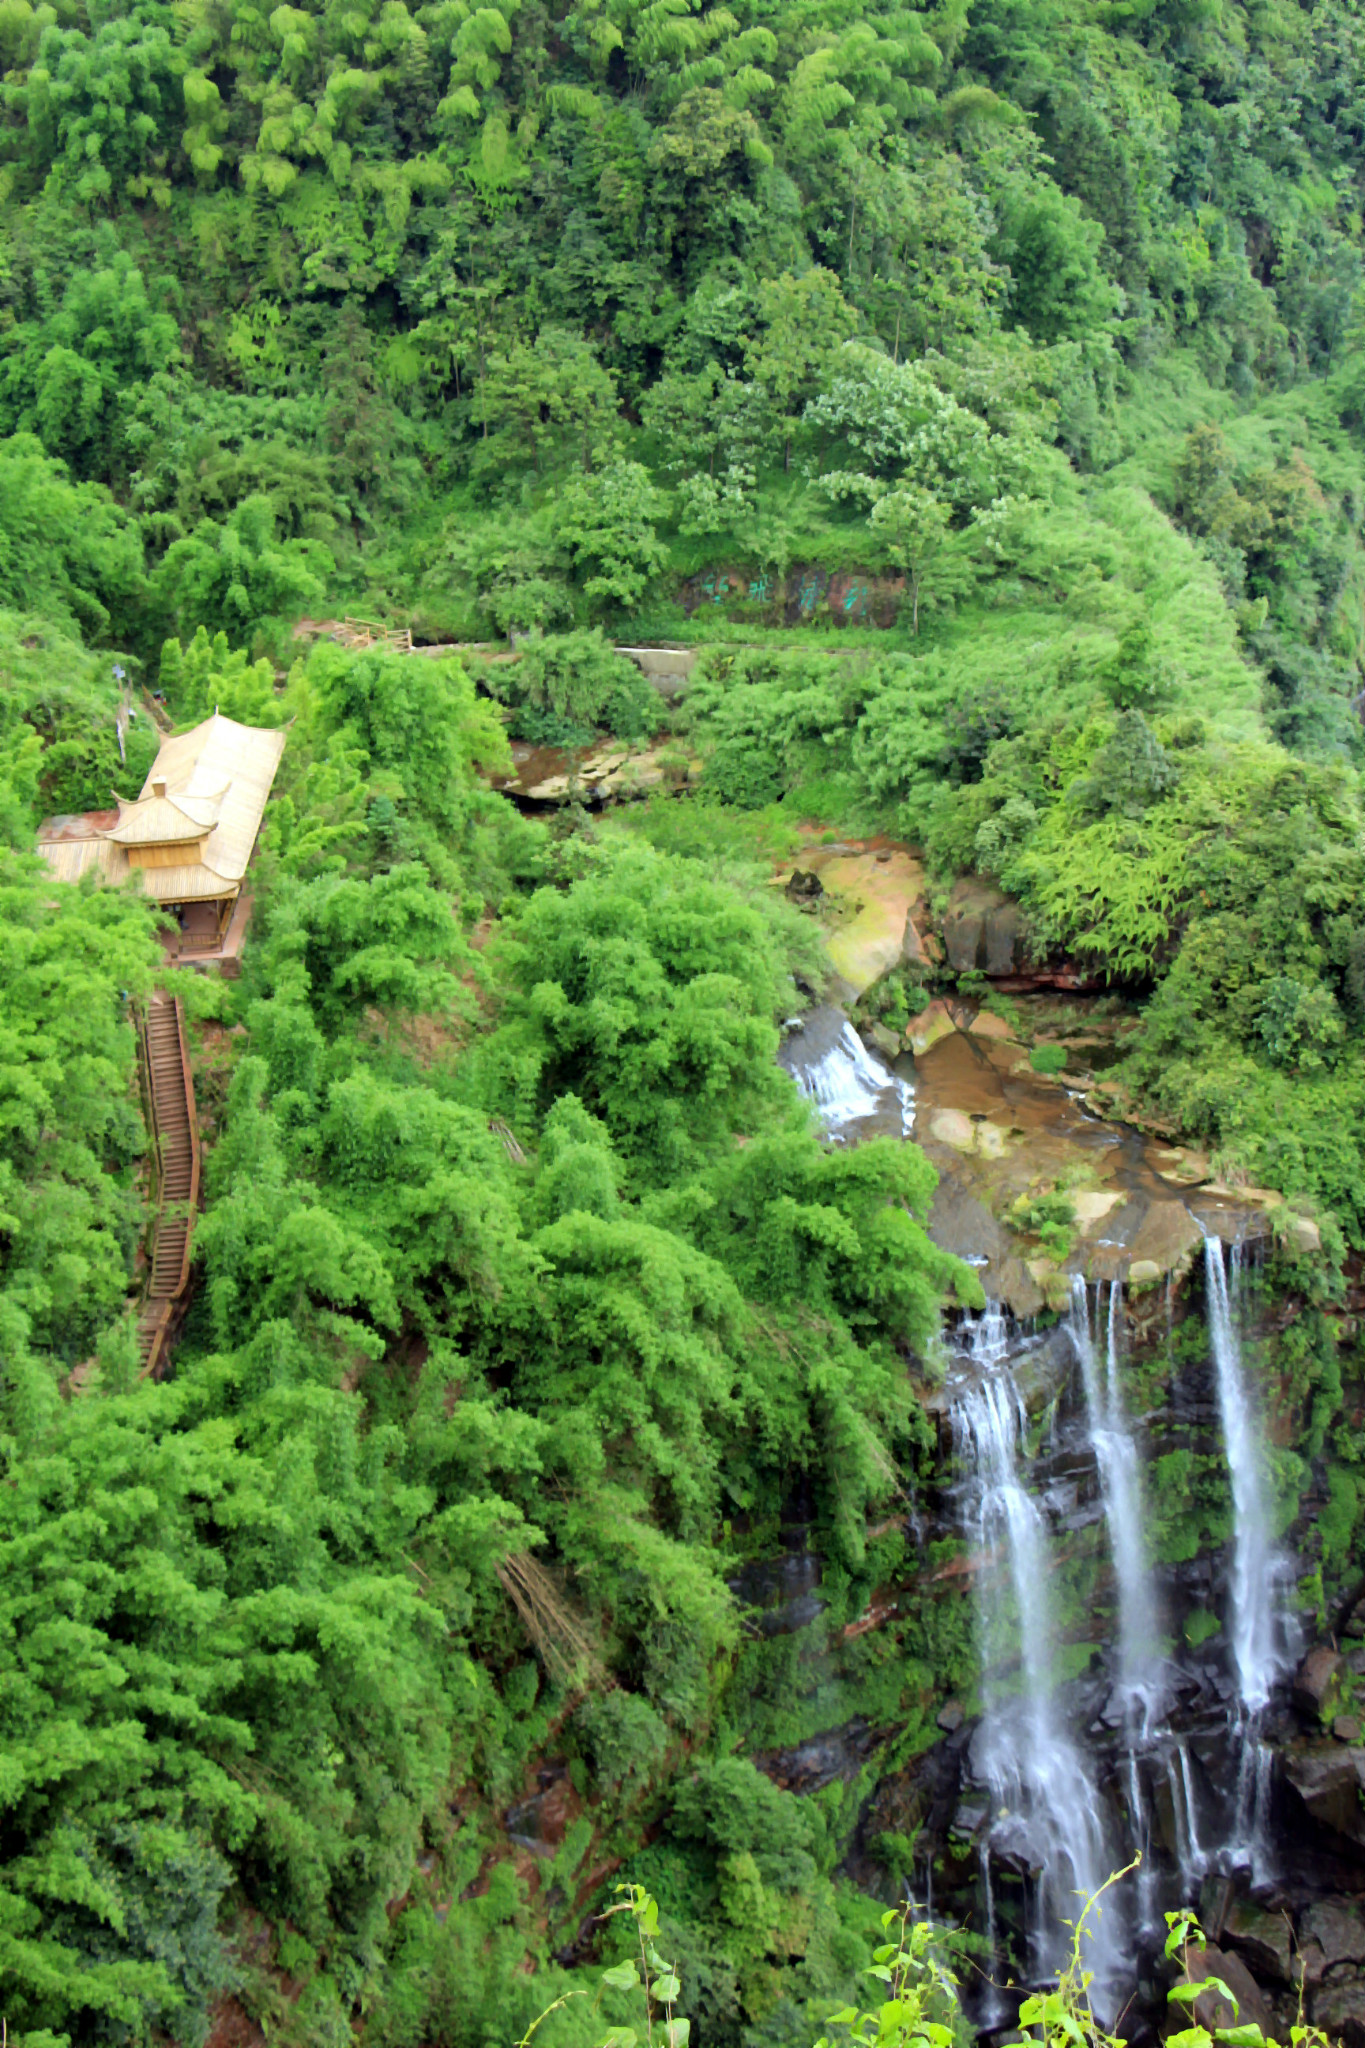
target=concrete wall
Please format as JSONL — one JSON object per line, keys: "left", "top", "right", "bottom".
{"left": 615, "top": 646, "right": 699, "bottom": 699}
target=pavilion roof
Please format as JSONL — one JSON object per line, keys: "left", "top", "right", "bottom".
{"left": 37, "top": 713, "right": 286, "bottom": 904}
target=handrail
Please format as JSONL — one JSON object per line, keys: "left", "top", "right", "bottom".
{"left": 167, "top": 995, "right": 201, "bottom": 1304}
{"left": 135, "top": 993, "right": 202, "bottom": 1380}
{"left": 133, "top": 1001, "right": 163, "bottom": 1217}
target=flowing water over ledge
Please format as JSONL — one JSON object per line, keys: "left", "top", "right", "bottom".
{"left": 780, "top": 1003, "right": 913, "bottom": 1142}
{"left": 928, "top": 1267, "right": 1320, "bottom": 2034}
{"left": 781, "top": 1006, "right": 1350, "bottom": 2032}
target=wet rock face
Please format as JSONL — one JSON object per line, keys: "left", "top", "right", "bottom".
{"left": 1224, "top": 1898, "right": 1295, "bottom": 1983}
{"left": 902, "top": 1008, "right": 1274, "bottom": 1315}
{"left": 1314, "top": 1978, "right": 1365, "bottom": 2048}
{"left": 756, "top": 1718, "right": 879, "bottom": 1794}
{"left": 1283, "top": 1743, "right": 1365, "bottom": 1845}
{"left": 845, "top": 1275, "right": 1365, "bottom": 2045}
{"left": 505, "top": 1764, "right": 578, "bottom": 1857}
{"left": 726, "top": 1547, "right": 825, "bottom": 1638}
{"left": 1294, "top": 1645, "right": 1346, "bottom": 1719}
{"left": 944, "top": 879, "right": 1021, "bottom": 975}
{"left": 935, "top": 877, "right": 1101, "bottom": 989}
{"left": 1302, "top": 1897, "right": 1365, "bottom": 1971}
{"left": 773, "top": 842, "right": 926, "bottom": 997}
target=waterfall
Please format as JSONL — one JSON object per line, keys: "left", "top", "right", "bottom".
{"left": 786, "top": 1016, "right": 913, "bottom": 1135}
{"left": 1068, "top": 1279, "right": 1162, "bottom": 1737}
{"left": 1164, "top": 1741, "right": 1207, "bottom": 1896}
{"left": 978, "top": 1843, "right": 1007, "bottom": 2028}
{"left": 954, "top": 1326, "right": 1121, "bottom": 1997}
{"left": 1229, "top": 1731, "right": 1276, "bottom": 1885}
{"left": 1203, "top": 1239, "right": 1281, "bottom": 1712}
{"left": 1125, "top": 1751, "right": 1160, "bottom": 1936}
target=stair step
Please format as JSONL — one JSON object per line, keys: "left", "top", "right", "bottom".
{"left": 137, "top": 996, "right": 200, "bottom": 1382}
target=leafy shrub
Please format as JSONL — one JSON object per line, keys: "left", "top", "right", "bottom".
{"left": 489, "top": 629, "right": 662, "bottom": 746}
{"left": 669, "top": 1757, "right": 824, "bottom": 1894}
{"left": 575, "top": 1691, "right": 669, "bottom": 1790}
{"left": 1030, "top": 1044, "right": 1067, "bottom": 1075}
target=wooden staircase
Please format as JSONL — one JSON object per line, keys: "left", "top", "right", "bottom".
{"left": 135, "top": 993, "right": 201, "bottom": 1379}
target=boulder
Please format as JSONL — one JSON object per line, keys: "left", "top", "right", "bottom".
{"left": 907, "top": 1001, "right": 958, "bottom": 1057}
{"left": 1336, "top": 1715, "right": 1363, "bottom": 1743}
{"left": 936, "top": 1701, "right": 965, "bottom": 1734}
{"left": 966, "top": 1010, "right": 1016, "bottom": 1042}
{"left": 984, "top": 902, "right": 1024, "bottom": 976}
{"left": 1128, "top": 1198, "right": 1204, "bottom": 1274}
{"left": 1303, "top": 1899, "right": 1365, "bottom": 1970}
{"left": 616, "top": 645, "right": 698, "bottom": 697}
{"left": 1073, "top": 1190, "right": 1124, "bottom": 1235}
{"left": 992, "top": 1255, "right": 1046, "bottom": 1321}
{"left": 943, "top": 878, "right": 1026, "bottom": 976}
{"left": 867, "top": 1022, "right": 902, "bottom": 1062}
{"left": 945, "top": 905, "right": 985, "bottom": 974}
{"left": 929, "top": 1108, "right": 976, "bottom": 1151}
{"left": 1128, "top": 1258, "right": 1164, "bottom": 1289}
{"left": 1283, "top": 1744, "right": 1365, "bottom": 1845}
{"left": 951, "top": 1797, "right": 988, "bottom": 1840}
{"left": 1313, "top": 1977, "right": 1365, "bottom": 2048}
{"left": 1295, "top": 1646, "right": 1346, "bottom": 1720}
{"left": 926, "top": 1182, "right": 1012, "bottom": 1268}
{"left": 1196, "top": 1874, "right": 1235, "bottom": 1940}
{"left": 1153, "top": 1147, "right": 1212, "bottom": 1187}
{"left": 1024, "top": 1257, "right": 1070, "bottom": 1312}
{"left": 901, "top": 913, "right": 928, "bottom": 966}
{"left": 1288, "top": 1214, "right": 1323, "bottom": 1256}
{"left": 1224, "top": 1899, "right": 1295, "bottom": 1984}
{"left": 1179, "top": 1944, "right": 1275, "bottom": 2036}
{"left": 817, "top": 846, "right": 928, "bottom": 994}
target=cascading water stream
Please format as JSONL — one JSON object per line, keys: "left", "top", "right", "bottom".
{"left": 1068, "top": 1279, "right": 1162, "bottom": 1737}
{"left": 784, "top": 1013, "right": 913, "bottom": 1136}
{"left": 978, "top": 1844, "right": 1007, "bottom": 2028}
{"left": 1163, "top": 1741, "right": 1207, "bottom": 1897}
{"left": 1068, "top": 1277, "right": 1169, "bottom": 1927}
{"left": 1204, "top": 1237, "right": 1289, "bottom": 1879}
{"left": 954, "top": 1313, "right": 1122, "bottom": 2004}
{"left": 1204, "top": 1238, "right": 1281, "bottom": 1712}
{"left": 1125, "top": 1751, "right": 1160, "bottom": 1936}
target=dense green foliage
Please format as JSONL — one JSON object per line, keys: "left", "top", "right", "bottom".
{"left": 0, "top": 636, "right": 973, "bottom": 2045}
{"left": 5, "top": 0, "right": 1365, "bottom": 2035}
{"left": 2, "top": 0, "right": 1365, "bottom": 1210}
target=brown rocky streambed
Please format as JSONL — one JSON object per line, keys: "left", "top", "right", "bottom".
{"left": 774, "top": 835, "right": 1321, "bottom": 1309}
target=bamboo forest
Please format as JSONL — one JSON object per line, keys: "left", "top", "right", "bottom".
{"left": 4, "top": 0, "right": 1365, "bottom": 2041}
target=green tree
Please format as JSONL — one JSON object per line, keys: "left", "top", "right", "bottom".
{"left": 743, "top": 267, "right": 858, "bottom": 469}
{"left": 150, "top": 496, "right": 333, "bottom": 653}
{"left": 551, "top": 460, "right": 669, "bottom": 613}
{"left": 475, "top": 328, "right": 620, "bottom": 480}
{"left": 868, "top": 484, "right": 964, "bottom": 633}
{"left": 0, "top": 437, "right": 143, "bottom": 643}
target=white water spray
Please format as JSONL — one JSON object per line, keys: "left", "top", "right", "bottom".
{"left": 954, "top": 1329, "right": 1121, "bottom": 1998}
{"left": 1203, "top": 1239, "right": 1281, "bottom": 1712}
{"left": 1229, "top": 1734, "right": 1276, "bottom": 1884}
{"left": 1164, "top": 1741, "right": 1207, "bottom": 1896}
{"left": 792, "top": 1020, "right": 913, "bottom": 1135}
{"left": 1068, "top": 1279, "right": 1162, "bottom": 1735}
{"left": 978, "top": 1843, "right": 1007, "bottom": 2028}
{"left": 1125, "top": 1751, "right": 1161, "bottom": 1936}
